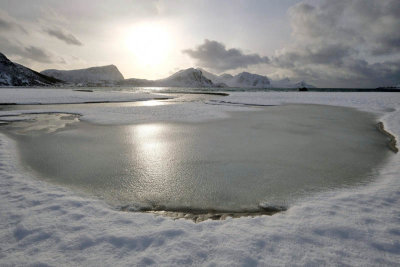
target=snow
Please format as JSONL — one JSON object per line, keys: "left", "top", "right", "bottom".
{"left": 0, "top": 88, "right": 167, "bottom": 105}
{"left": 122, "top": 68, "right": 215, "bottom": 88}
{"left": 200, "top": 69, "right": 271, "bottom": 88}
{"left": 122, "top": 67, "right": 315, "bottom": 89}
{"left": 200, "top": 69, "right": 315, "bottom": 89}
{"left": 1, "top": 90, "right": 400, "bottom": 265}
{"left": 223, "top": 72, "right": 271, "bottom": 88}
{"left": 156, "top": 68, "right": 214, "bottom": 88}
{"left": 41, "top": 65, "right": 124, "bottom": 85}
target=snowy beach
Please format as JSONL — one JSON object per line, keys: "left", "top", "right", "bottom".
{"left": 0, "top": 89, "right": 400, "bottom": 265}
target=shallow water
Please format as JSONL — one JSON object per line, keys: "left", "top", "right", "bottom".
{"left": 1, "top": 104, "right": 391, "bottom": 214}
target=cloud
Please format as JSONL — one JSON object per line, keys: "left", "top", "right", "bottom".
{"left": 288, "top": 0, "right": 400, "bottom": 56}
{"left": 272, "top": 0, "right": 400, "bottom": 87}
{"left": 0, "top": 16, "right": 27, "bottom": 34}
{"left": 0, "top": 37, "right": 57, "bottom": 64}
{"left": 0, "top": 17, "right": 12, "bottom": 30}
{"left": 23, "top": 46, "right": 55, "bottom": 63}
{"left": 183, "top": 39, "right": 269, "bottom": 72}
{"left": 274, "top": 44, "right": 355, "bottom": 68}
{"left": 44, "top": 27, "right": 83, "bottom": 46}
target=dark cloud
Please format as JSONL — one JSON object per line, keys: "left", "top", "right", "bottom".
{"left": 183, "top": 39, "right": 269, "bottom": 72}
{"left": 44, "top": 28, "right": 83, "bottom": 46}
{"left": 0, "top": 17, "right": 12, "bottom": 30}
{"left": 0, "top": 37, "right": 56, "bottom": 63}
{"left": 23, "top": 46, "right": 54, "bottom": 63}
{"left": 0, "top": 17, "right": 27, "bottom": 34}
{"left": 274, "top": 44, "right": 355, "bottom": 68}
{"left": 277, "top": 57, "right": 400, "bottom": 88}
{"left": 273, "top": 0, "right": 400, "bottom": 87}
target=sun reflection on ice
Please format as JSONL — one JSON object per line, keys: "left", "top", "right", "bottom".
{"left": 125, "top": 123, "right": 180, "bottom": 205}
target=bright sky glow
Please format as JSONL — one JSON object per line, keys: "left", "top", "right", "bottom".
{"left": 124, "top": 22, "right": 172, "bottom": 68}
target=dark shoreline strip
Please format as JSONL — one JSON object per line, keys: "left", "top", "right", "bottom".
{"left": 207, "top": 100, "right": 276, "bottom": 107}
{"left": 164, "top": 92, "right": 230, "bottom": 96}
{"left": 377, "top": 122, "right": 398, "bottom": 153}
{"left": 0, "top": 112, "right": 81, "bottom": 125}
{"left": 0, "top": 97, "right": 171, "bottom": 106}
{"left": 120, "top": 205, "right": 287, "bottom": 223}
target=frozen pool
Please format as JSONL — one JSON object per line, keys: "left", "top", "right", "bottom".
{"left": 0, "top": 104, "right": 392, "bottom": 219}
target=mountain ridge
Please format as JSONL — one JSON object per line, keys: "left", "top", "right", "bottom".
{"left": 0, "top": 52, "right": 316, "bottom": 88}
{"left": 41, "top": 65, "right": 124, "bottom": 85}
{"left": 0, "top": 52, "right": 61, "bottom": 86}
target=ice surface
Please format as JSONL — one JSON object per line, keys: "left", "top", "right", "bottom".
{"left": 0, "top": 88, "right": 167, "bottom": 105}
{"left": 0, "top": 90, "right": 400, "bottom": 265}
{"left": 4, "top": 105, "right": 390, "bottom": 215}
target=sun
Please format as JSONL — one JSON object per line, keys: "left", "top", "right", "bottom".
{"left": 125, "top": 22, "right": 171, "bottom": 66}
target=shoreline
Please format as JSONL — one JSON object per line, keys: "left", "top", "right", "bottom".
{"left": 377, "top": 121, "right": 398, "bottom": 153}
{"left": 120, "top": 205, "right": 287, "bottom": 223}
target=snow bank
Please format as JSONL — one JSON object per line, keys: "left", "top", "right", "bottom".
{"left": 1, "top": 91, "right": 400, "bottom": 265}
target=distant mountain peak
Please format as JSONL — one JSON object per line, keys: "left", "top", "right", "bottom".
{"left": 41, "top": 65, "right": 124, "bottom": 85}
{"left": 159, "top": 67, "right": 214, "bottom": 87}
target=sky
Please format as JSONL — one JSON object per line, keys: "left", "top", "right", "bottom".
{"left": 0, "top": 0, "right": 399, "bottom": 88}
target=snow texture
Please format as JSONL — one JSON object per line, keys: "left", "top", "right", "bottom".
{"left": 1, "top": 91, "right": 400, "bottom": 265}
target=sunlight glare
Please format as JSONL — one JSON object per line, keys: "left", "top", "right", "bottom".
{"left": 125, "top": 22, "right": 171, "bottom": 66}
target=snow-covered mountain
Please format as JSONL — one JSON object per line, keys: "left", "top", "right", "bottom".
{"left": 197, "top": 69, "right": 228, "bottom": 87}
{"left": 223, "top": 72, "right": 271, "bottom": 88}
{"left": 123, "top": 68, "right": 315, "bottom": 89}
{"left": 0, "top": 52, "right": 61, "bottom": 86}
{"left": 157, "top": 68, "right": 214, "bottom": 87}
{"left": 122, "top": 68, "right": 215, "bottom": 87}
{"left": 41, "top": 65, "right": 124, "bottom": 85}
{"left": 200, "top": 69, "right": 271, "bottom": 88}
{"left": 202, "top": 69, "right": 315, "bottom": 89}
{"left": 271, "top": 77, "right": 315, "bottom": 89}
{"left": 0, "top": 50, "right": 316, "bottom": 88}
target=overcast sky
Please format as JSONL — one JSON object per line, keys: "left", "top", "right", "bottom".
{"left": 0, "top": 0, "right": 399, "bottom": 87}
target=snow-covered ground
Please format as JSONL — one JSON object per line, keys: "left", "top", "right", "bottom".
{"left": 1, "top": 90, "right": 400, "bottom": 265}
{"left": 0, "top": 88, "right": 167, "bottom": 104}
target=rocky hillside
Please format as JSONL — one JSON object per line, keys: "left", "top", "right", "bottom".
{"left": 0, "top": 53, "right": 61, "bottom": 86}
